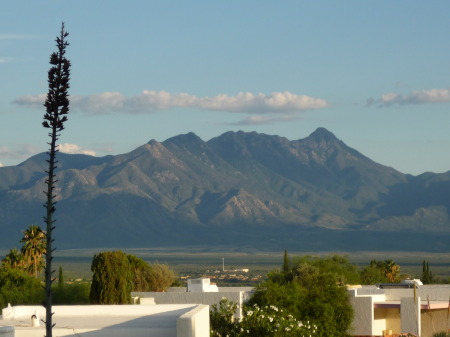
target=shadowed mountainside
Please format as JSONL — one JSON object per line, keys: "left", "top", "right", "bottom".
{"left": 1, "top": 128, "right": 449, "bottom": 251}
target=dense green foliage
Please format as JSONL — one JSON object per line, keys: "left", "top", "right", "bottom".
{"left": 90, "top": 251, "right": 132, "bottom": 304}
{"left": 211, "top": 253, "right": 354, "bottom": 337}
{"left": 147, "top": 263, "right": 176, "bottom": 292}
{"left": 2, "top": 225, "right": 46, "bottom": 277}
{"left": 127, "top": 255, "right": 175, "bottom": 292}
{"left": 53, "top": 283, "right": 90, "bottom": 305}
{"left": 20, "top": 225, "right": 46, "bottom": 277}
{"left": 422, "top": 260, "right": 433, "bottom": 284}
{"left": 249, "top": 264, "right": 353, "bottom": 337}
{"left": 90, "top": 251, "right": 176, "bottom": 304}
{"left": 0, "top": 268, "right": 44, "bottom": 309}
{"left": 128, "top": 254, "right": 153, "bottom": 291}
{"left": 292, "top": 254, "right": 361, "bottom": 285}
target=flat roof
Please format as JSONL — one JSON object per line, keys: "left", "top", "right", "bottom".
{"left": 0, "top": 304, "right": 199, "bottom": 337}
{"left": 374, "top": 300, "right": 450, "bottom": 310}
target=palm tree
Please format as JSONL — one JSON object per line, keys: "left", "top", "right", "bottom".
{"left": 2, "top": 248, "right": 25, "bottom": 270}
{"left": 20, "top": 225, "right": 46, "bottom": 277}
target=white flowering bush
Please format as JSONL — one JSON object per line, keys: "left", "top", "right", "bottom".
{"left": 210, "top": 298, "right": 318, "bottom": 337}
{"left": 239, "top": 303, "right": 317, "bottom": 337}
{"left": 210, "top": 298, "right": 240, "bottom": 337}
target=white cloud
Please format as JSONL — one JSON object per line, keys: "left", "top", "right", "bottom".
{"left": 14, "top": 90, "right": 329, "bottom": 115}
{"left": 59, "top": 143, "right": 96, "bottom": 156}
{"left": 0, "top": 162, "right": 3, "bottom": 167}
{"left": 0, "top": 57, "right": 15, "bottom": 64}
{"left": 14, "top": 94, "right": 46, "bottom": 109}
{"left": 368, "top": 88, "right": 450, "bottom": 107}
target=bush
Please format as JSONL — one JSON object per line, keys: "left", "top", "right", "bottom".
{"left": 0, "top": 268, "right": 44, "bottom": 308}
{"left": 247, "top": 257, "right": 353, "bottom": 337}
{"left": 53, "top": 283, "right": 90, "bottom": 304}
{"left": 210, "top": 298, "right": 318, "bottom": 337}
{"left": 210, "top": 298, "right": 240, "bottom": 337}
{"left": 147, "top": 263, "right": 175, "bottom": 292}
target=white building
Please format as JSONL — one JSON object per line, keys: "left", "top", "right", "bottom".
{"left": 349, "top": 281, "right": 450, "bottom": 337}
{"left": 133, "top": 280, "right": 254, "bottom": 320}
{"left": 0, "top": 303, "right": 209, "bottom": 337}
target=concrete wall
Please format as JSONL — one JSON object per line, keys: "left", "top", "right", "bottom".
{"left": 401, "top": 297, "right": 421, "bottom": 336}
{"left": 0, "top": 326, "right": 14, "bottom": 337}
{"left": 132, "top": 290, "right": 253, "bottom": 319}
{"left": 383, "top": 285, "right": 450, "bottom": 301}
{"left": 350, "top": 294, "right": 387, "bottom": 336}
{"left": 177, "top": 305, "right": 209, "bottom": 337}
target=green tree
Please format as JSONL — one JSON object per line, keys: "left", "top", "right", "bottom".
{"left": 294, "top": 254, "right": 361, "bottom": 285}
{"left": 248, "top": 256, "right": 353, "bottom": 337}
{"left": 147, "top": 263, "right": 176, "bottom": 292}
{"left": 58, "top": 266, "right": 64, "bottom": 288}
{"left": 53, "top": 283, "right": 90, "bottom": 305}
{"left": 0, "top": 268, "right": 44, "bottom": 309}
{"left": 2, "top": 248, "right": 25, "bottom": 270}
{"left": 20, "top": 225, "right": 46, "bottom": 277}
{"left": 360, "top": 264, "right": 389, "bottom": 284}
{"left": 366, "top": 259, "right": 401, "bottom": 283}
{"left": 422, "top": 260, "right": 433, "bottom": 284}
{"left": 42, "top": 22, "right": 71, "bottom": 337}
{"left": 89, "top": 251, "right": 132, "bottom": 304}
{"left": 128, "top": 254, "right": 153, "bottom": 291}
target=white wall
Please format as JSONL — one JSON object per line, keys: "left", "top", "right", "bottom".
{"left": 133, "top": 290, "right": 252, "bottom": 319}
{"left": 177, "top": 305, "right": 210, "bottom": 337}
{"left": 349, "top": 294, "right": 387, "bottom": 336}
{"left": 401, "top": 297, "right": 421, "bottom": 336}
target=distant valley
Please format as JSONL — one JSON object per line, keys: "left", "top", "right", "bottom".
{"left": 1, "top": 128, "right": 449, "bottom": 252}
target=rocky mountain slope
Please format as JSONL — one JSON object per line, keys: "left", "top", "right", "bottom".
{"left": 1, "top": 128, "right": 449, "bottom": 251}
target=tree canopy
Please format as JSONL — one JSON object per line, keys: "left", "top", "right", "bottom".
{"left": 246, "top": 253, "right": 354, "bottom": 337}
{"left": 90, "top": 251, "right": 176, "bottom": 304}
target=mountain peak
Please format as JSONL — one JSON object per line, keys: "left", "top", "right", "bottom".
{"left": 163, "top": 132, "right": 204, "bottom": 147}
{"left": 308, "top": 127, "right": 338, "bottom": 142}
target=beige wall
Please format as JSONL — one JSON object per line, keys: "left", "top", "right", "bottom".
{"left": 375, "top": 308, "right": 401, "bottom": 335}
{"left": 421, "top": 309, "right": 450, "bottom": 337}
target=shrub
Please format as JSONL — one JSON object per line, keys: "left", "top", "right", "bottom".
{"left": 53, "top": 283, "right": 90, "bottom": 304}
{"left": 0, "top": 268, "right": 44, "bottom": 308}
{"left": 210, "top": 298, "right": 318, "bottom": 337}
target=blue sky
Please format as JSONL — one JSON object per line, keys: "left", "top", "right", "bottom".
{"left": 1, "top": 1, "right": 450, "bottom": 175}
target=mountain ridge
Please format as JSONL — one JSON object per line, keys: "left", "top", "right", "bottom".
{"left": 1, "top": 128, "right": 449, "bottom": 251}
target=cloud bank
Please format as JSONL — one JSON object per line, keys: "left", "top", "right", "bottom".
{"left": 368, "top": 88, "right": 450, "bottom": 107}
{"left": 59, "top": 143, "right": 96, "bottom": 156}
{"left": 15, "top": 90, "right": 329, "bottom": 117}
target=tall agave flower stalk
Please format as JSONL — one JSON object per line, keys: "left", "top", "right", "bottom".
{"left": 42, "top": 23, "right": 70, "bottom": 337}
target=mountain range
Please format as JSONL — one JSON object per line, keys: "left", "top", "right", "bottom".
{"left": 1, "top": 128, "right": 449, "bottom": 252}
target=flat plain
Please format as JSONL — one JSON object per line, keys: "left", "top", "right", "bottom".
{"left": 30, "top": 248, "right": 450, "bottom": 284}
